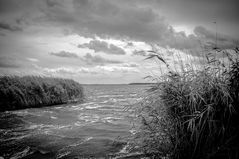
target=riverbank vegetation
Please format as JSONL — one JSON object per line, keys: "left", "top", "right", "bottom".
{"left": 133, "top": 47, "right": 239, "bottom": 159}
{"left": 0, "top": 76, "right": 84, "bottom": 111}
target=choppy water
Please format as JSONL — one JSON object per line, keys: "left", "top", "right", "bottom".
{"left": 0, "top": 84, "right": 149, "bottom": 159}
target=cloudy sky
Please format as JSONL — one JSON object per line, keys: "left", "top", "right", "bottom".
{"left": 0, "top": 0, "right": 238, "bottom": 84}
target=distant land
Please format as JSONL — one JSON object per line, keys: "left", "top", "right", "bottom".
{"left": 81, "top": 83, "right": 155, "bottom": 85}
{"left": 128, "top": 83, "right": 155, "bottom": 85}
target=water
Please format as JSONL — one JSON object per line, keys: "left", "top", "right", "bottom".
{"left": 0, "top": 84, "right": 149, "bottom": 159}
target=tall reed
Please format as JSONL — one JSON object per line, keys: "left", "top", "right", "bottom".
{"left": 135, "top": 47, "right": 239, "bottom": 159}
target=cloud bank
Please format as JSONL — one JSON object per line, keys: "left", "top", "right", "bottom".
{"left": 50, "top": 51, "right": 79, "bottom": 58}
{"left": 83, "top": 53, "right": 122, "bottom": 64}
{"left": 0, "top": 0, "right": 238, "bottom": 50}
{"left": 0, "top": 22, "right": 22, "bottom": 32}
{"left": 78, "top": 40, "right": 126, "bottom": 55}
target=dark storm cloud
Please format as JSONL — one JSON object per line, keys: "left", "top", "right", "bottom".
{"left": 72, "top": 0, "right": 161, "bottom": 39}
{"left": 0, "top": 0, "right": 238, "bottom": 50}
{"left": 0, "top": 22, "right": 22, "bottom": 32}
{"left": 0, "top": 57, "right": 21, "bottom": 68}
{"left": 49, "top": 50, "right": 122, "bottom": 64}
{"left": 157, "top": 0, "right": 239, "bottom": 38}
{"left": 0, "top": 33, "right": 6, "bottom": 36}
{"left": 132, "top": 50, "right": 148, "bottom": 57}
{"left": 83, "top": 53, "right": 122, "bottom": 65}
{"left": 78, "top": 40, "right": 126, "bottom": 55}
{"left": 194, "top": 26, "right": 238, "bottom": 49}
{"left": 0, "top": 62, "right": 19, "bottom": 68}
{"left": 49, "top": 51, "right": 79, "bottom": 58}
{"left": 0, "top": 0, "right": 21, "bottom": 14}
{"left": 40, "top": 0, "right": 238, "bottom": 50}
{"left": 155, "top": 0, "right": 238, "bottom": 24}
{"left": 45, "top": 0, "right": 61, "bottom": 8}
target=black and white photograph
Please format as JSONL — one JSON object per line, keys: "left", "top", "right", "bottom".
{"left": 0, "top": 0, "right": 239, "bottom": 158}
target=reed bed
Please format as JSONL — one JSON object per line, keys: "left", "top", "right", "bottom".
{"left": 0, "top": 76, "right": 84, "bottom": 111}
{"left": 134, "top": 47, "right": 239, "bottom": 159}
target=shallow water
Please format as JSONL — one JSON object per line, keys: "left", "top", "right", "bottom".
{"left": 0, "top": 84, "right": 148, "bottom": 159}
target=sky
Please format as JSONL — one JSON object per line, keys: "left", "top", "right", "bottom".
{"left": 0, "top": 0, "right": 238, "bottom": 84}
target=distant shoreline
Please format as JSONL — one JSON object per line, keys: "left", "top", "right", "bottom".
{"left": 128, "top": 83, "right": 155, "bottom": 85}
{"left": 81, "top": 83, "right": 155, "bottom": 85}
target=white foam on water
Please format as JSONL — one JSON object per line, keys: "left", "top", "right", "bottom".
{"left": 58, "top": 125, "right": 72, "bottom": 129}
{"left": 54, "top": 106, "right": 64, "bottom": 109}
{"left": 50, "top": 116, "right": 58, "bottom": 119}
{"left": 70, "top": 107, "right": 84, "bottom": 111}
{"left": 43, "top": 130, "right": 68, "bottom": 138}
{"left": 104, "top": 116, "right": 121, "bottom": 120}
{"left": 12, "top": 110, "right": 28, "bottom": 115}
{"left": 74, "top": 121, "right": 82, "bottom": 126}
{"left": 0, "top": 134, "right": 31, "bottom": 142}
{"left": 28, "top": 124, "right": 72, "bottom": 130}
{"left": 85, "top": 104, "right": 103, "bottom": 109}
{"left": 97, "top": 95, "right": 111, "bottom": 98}
{"left": 103, "top": 116, "right": 122, "bottom": 122}
{"left": 136, "top": 97, "right": 143, "bottom": 101}
{"left": 118, "top": 143, "right": 129, "bottom": 154}
{"left": 78, "top": 114, "right": 100, "bottom": 123}
{"left": 80, "top": 102, "right": 96, "bottom": 106}
{"left": 56, "top": 151, "right": 71, "bottom": 159}
{"left": 28, "top": 124, "right": 44, "bottom": 129}
{"left": 69, "top": 137, "right": 93, "bottom": 147}
{"left": 12, "top": 111, "right": 43, "bottom": 117}
{"left": 43, "top": 110, "right": 53, "bottom": 113}
{"left": 129, "top": 129, "right": 137, "bottom": 135}
{"left": 109, "top": 98, "right": 118, "bottom": 103}
{"left": 70, "top": 105, "right": 79, "bottom": 108}
{"left": 130, "top": 93, "right": 138, "bottom": 97}
{"left": 99, "top": 100, "right": 108, "bottom": 103}
{"left": 10, "top": 146, "right": 32, "bottom": 159}
{"left": 102, "top": 117, "right": 118, "bottom": 123}
{"left": 85, "top": 136, "right": 93, "bottom": 141}
{"left": 56, "top": 137, "right": 94, "bottom": 158}
{"left": 98, "top": 94, "right": 124, "bottom": 98}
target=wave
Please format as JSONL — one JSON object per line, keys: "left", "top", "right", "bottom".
{"left": 85, "top": 104, "right": 103, "bottom": 109}
{"left": 56, "top": 137, "right": 93, "bottom": 159}
{"left": 77, "top": 114, "right": 100, "bottom": 123}
{"left": 9, "top": 146, "right": 32, "bottom": 159}
{"left": 98, "top": 94, "right": 125, "bottom": 98}
{"left": 28, "top": 124, "right": 72, "bottom": 130}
